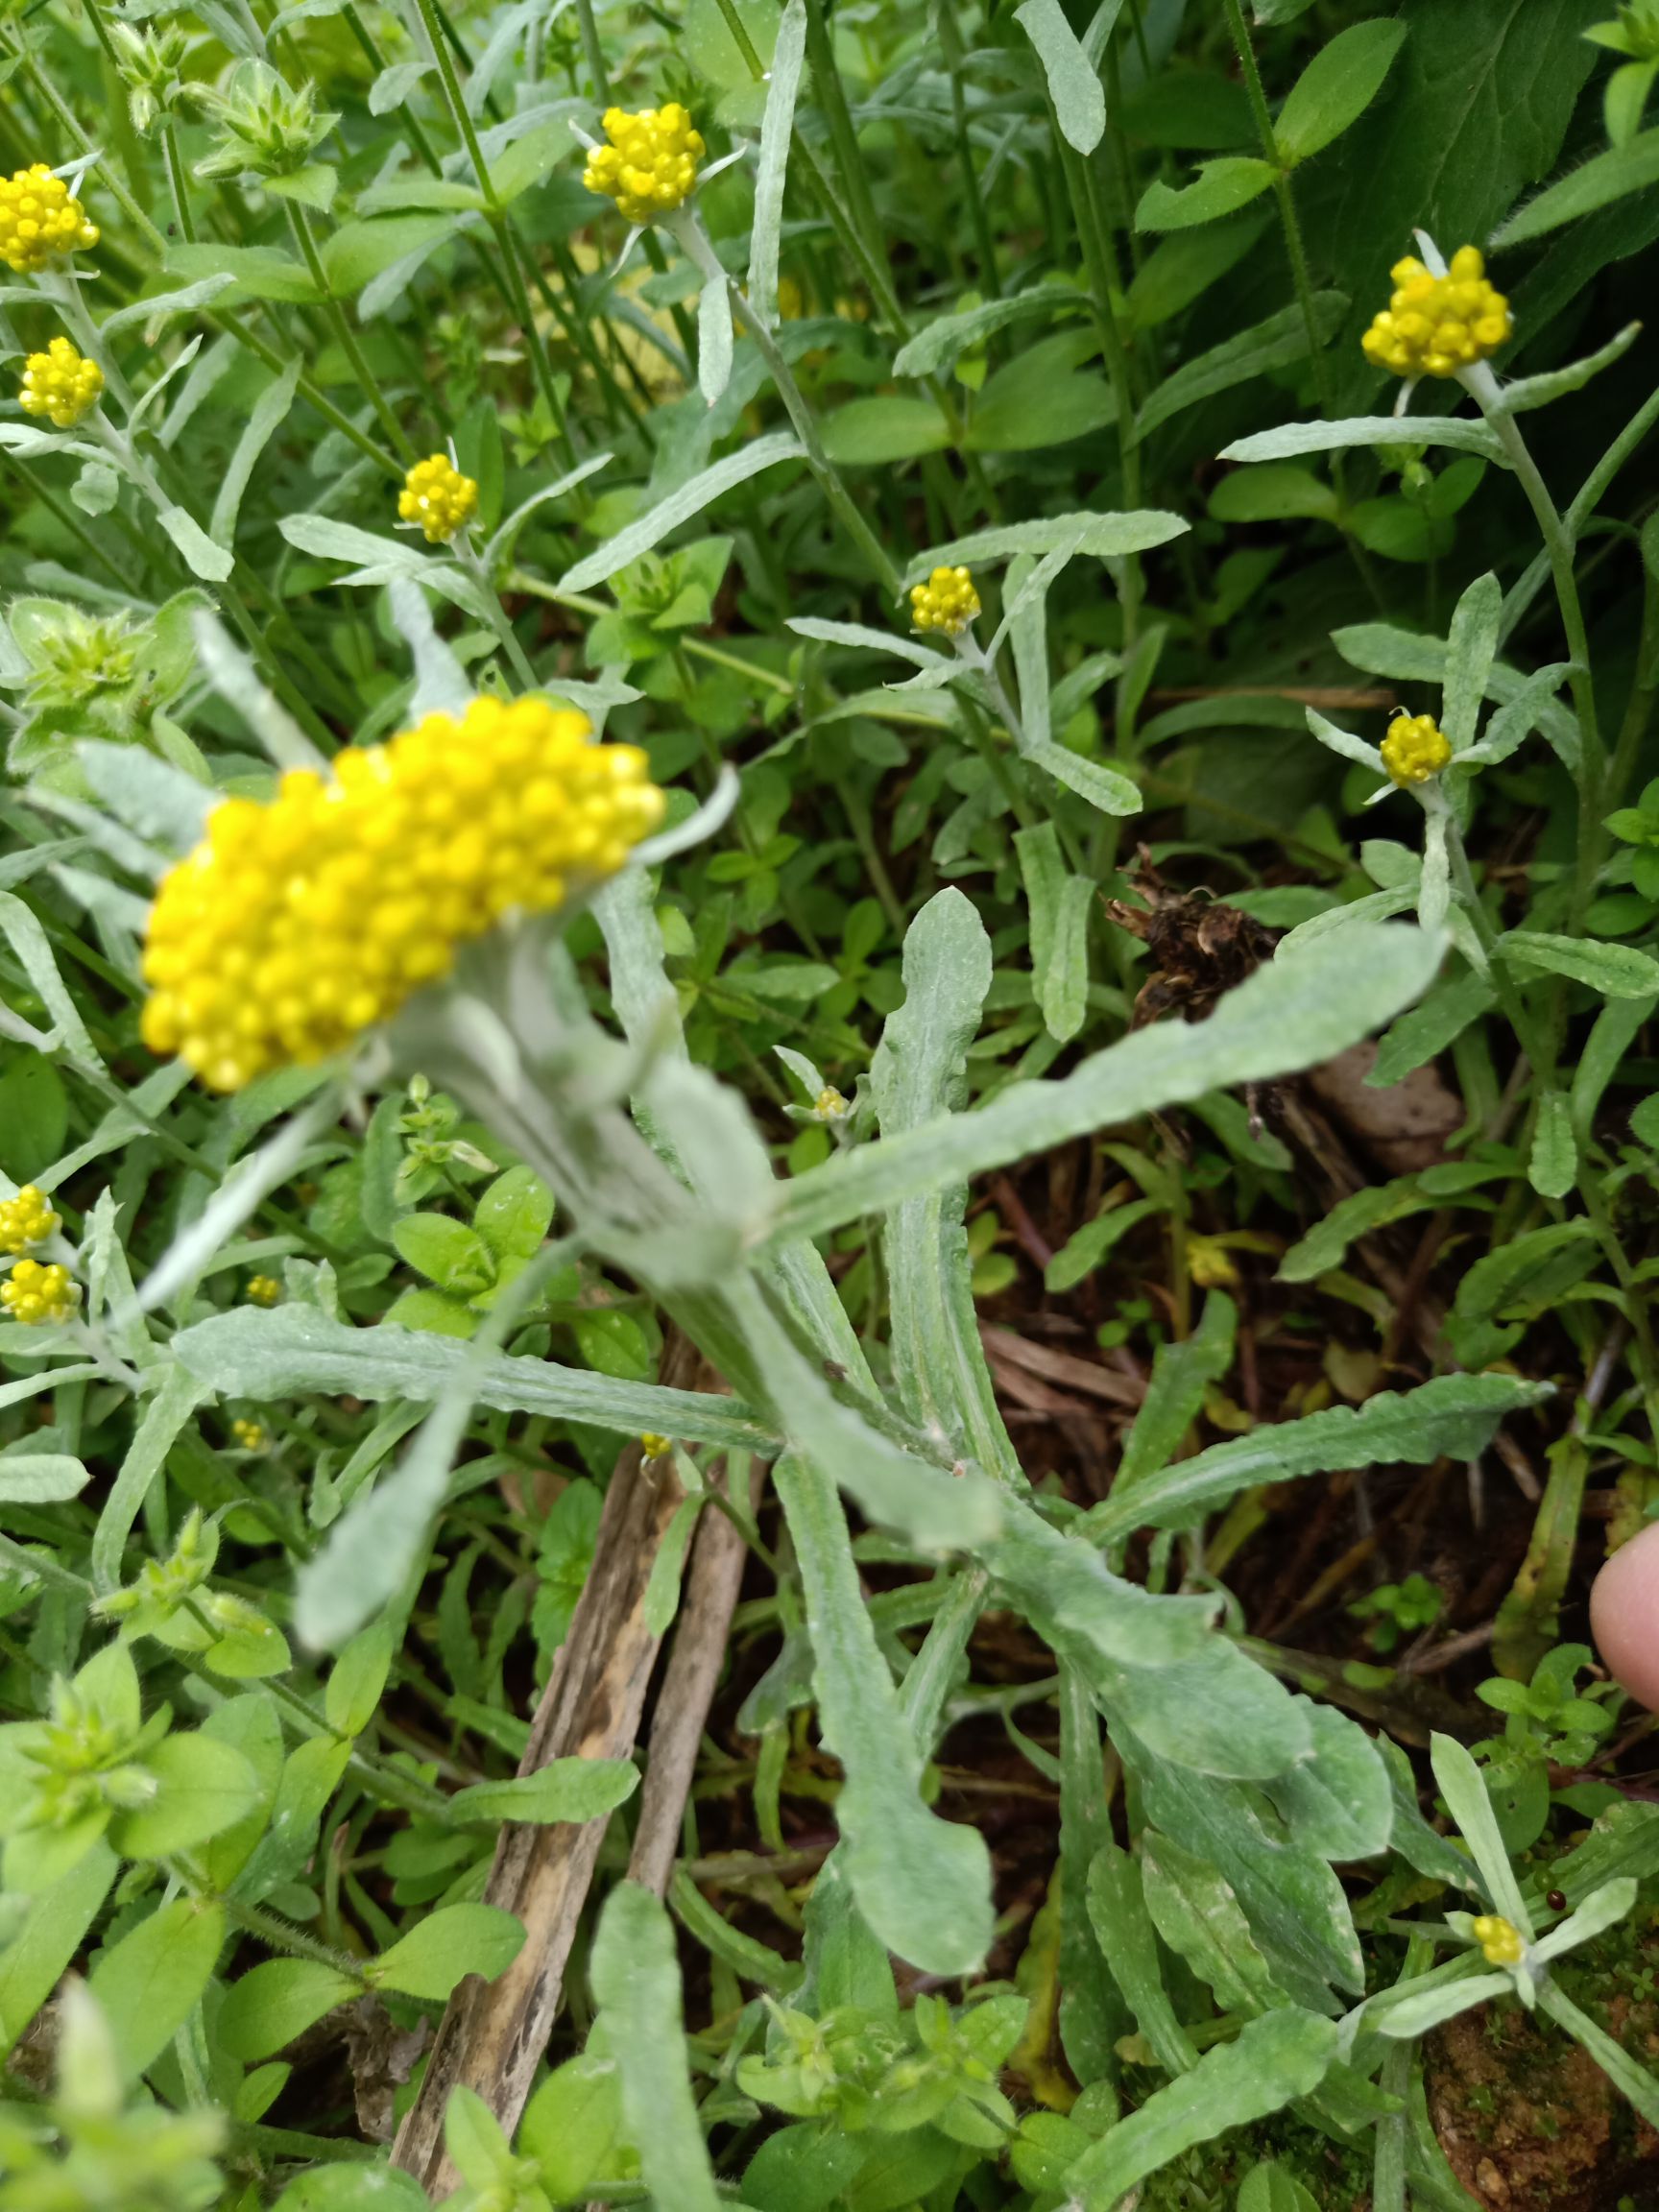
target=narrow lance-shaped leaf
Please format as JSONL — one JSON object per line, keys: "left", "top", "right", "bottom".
{"left": 1017, "top": 0, "right": 1106, "bottom": 153}
{"left": 747, "top": 0, "right": 806, "bottom": 327}
{"left": 560, "top": 434, "right": 806, "bottom": 592}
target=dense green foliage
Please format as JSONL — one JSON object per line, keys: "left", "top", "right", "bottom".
{"left": 3, "top": 0, "right": 1659, "bottom": 2206}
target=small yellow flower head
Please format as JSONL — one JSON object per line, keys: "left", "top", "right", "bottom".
{"left": 639, "top": 1432, "right": 672, "bottom": 1461}
{"left": 398, "top": 454, "right": 478, "bottom": 545}
{"left": 0, "top": 1185, "right": 60, "bottom": 1255}
{"left": 583, "top": 104, "right": 706, "bottom": 226}
{"left": 19, "top": 336, "right": 104, "bottom": 429}
{"left": 1361, "top": 246, "right": 1512, "bottom": 379}
{"left": 814, "top": 1086, "right": 849, "bottom": 1120}
{"left": 140, "top": 696, "right": 666, "bottom": 1092}
{"left": 1381, "top": 711, "right": 1453, "bottom": 787}
{"left": 230, "top": 1418, "right": 266, "bottom": 1451}
{"left": 910, "top": 565, "right": 980, "bottom": 637}
{"left": 2, "top": 1259, "right": 79, "bottom": 1327}
{"left": 1471, "top": 1913, "right": 1526, "bottom": 1967}
{"left": 246, "top": 1274, "right": 281, "bottom": 1306}
{"left": 0, "top": 164, "right": 99, "bottom": 274}
{"left": 1186, "top": 1235, "right": 1240, "bottom": 1290}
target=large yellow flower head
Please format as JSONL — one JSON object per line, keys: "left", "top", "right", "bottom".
{"left": 1471, "top": 1913, "right": 1526, "bottom": 1968}
{"left": 2, "top": 1259, "right": 79, "bottom": 1326}
{"left": 1381, "top": 711, "right": 1452, "bottom": 787}
{"left": 19, "top": 336, "right": 103, "bottom": 429}
{"left": 0, "top": 164, "right": 99, "bottom": 274}
{"left": 398, "top": 454, "right": 478, "bottom": 545}
{"left": 1361, "top": 246, "right": 1511, "bottom": 379}
{"left": 584, "top": 104, "right": 705, "bottom": 226}
{"left": 140, "top": 697, "right": 665, "bottom": 1092}
{"left": 910, "top": 565, "right": 980, "bottom": 637}
{"left": 0, "top": 1186, "right": 60, "bottom": 1256}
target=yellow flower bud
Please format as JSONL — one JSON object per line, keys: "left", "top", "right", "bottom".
{"left": 245, "top": 1274, "right": 282, "bottom": 1306}
{"left": 1471, "top": 1913, "right": 1526, "bottom": 1967}
{"left": 583, "top": 104, "right": 706, "bottom": 226}
{"left": 141, "top": 696, "right": 666, "bottom": 1091}
{"left": 2, "top": 1259, "right": 79, "bottom": 1326}
{"left": 19, "top": 336, "right": 103, "bottom": 428}
{"left": 397, "top": 453, "right": 478, "bottom": 545}
{"left": 230, "top": 1418, "right": 266, "bottom": 1450}
{"left": 1361, "top": 246, "right": 1511, "bottom": 379}
{"left": 1380, "top": 711, "right": 1452, "bottom": 787}
{"left": 909, "top": 565, "right": 980, "bottom": 637}
{"left": 814, "top": 1086, "right": 849, "bottom": 1120}
{"left": 0, "top": 164, "right": 99, "bottom": 274}
{"left": 0, "top": 1185, "right": 60, "bottom": 1255}
{"left": 639, "top": 1432, "right": 672, "bottom": 1460}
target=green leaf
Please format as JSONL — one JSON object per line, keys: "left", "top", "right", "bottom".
{"left": 1221, "top": 417, "right": 1504, "bottom": 466}
{"left": 1066, "top": 2009, "right": 1338, "bottom": 2208}
{"left": 1238, "top": 2164, "right": 1321, "bottom": 2212}
{"left": 1142, "top": 1830, "right": 1286, "bottom": 2015}
{"left": 447, "top": 1757, "right": 639, "bottom": 1826}
{"left": 1016, "top": 825, "right": 1092, "bottom": 1044}
{"left": 0, "top": 1844, "right": 115, "bottom": 2056}
{"left": 590, "top": 1885, "right": 723, "bottom": 2212}
{"left": 109, "top": 1732, "right": 260, "bottom": 1860}
{"left": 560, "top": 435, "right": 807, "bottom": 592}
{"left": 171, "top": 1306, "right": 774, "bottom": 1454}
{"left": 163, "top": 242, "right": 322, "bottom": 302}
{"left": 444, "top": 2085, "right": 514, "bottom": 2191}
{"left": 519, "top": 2053, "right": 625, "bottom": 2200}
{"left": 1442, "top": 572, "right": 1502, "bottom": 755}
{"left": 1502, "top": 323, "right": 1644, "bottom": 413}
{"left": 325, "top": 1620, "right": 395, "bottom": 1739}
{"left": 471, "top": 1166, "right": 552, "bottom": 1262}
{"left": 1209, "top": 464, "right": 1340, "bottom": 523}
{"left": 0, "top": 1453, "right": 87, "bottom": 1503}
{"left": 1023, "top": 739, "right": 1142, "bottom": 815}
{"left": 769, "top": 924, "right": 1443, "bottom": 1245}
{"left": 322, "top": 214, "right": 456, "bottom": 296}
{"left": 1018, "top": 0, "right": 1106, "bottom": 153}
{"left": 87, "top": 1896, "right": 225, "bottom": 2080}
{"left": 369, "top": 1903, "right": 525, "bottom": 1999}
{"left": 1501, "top": 929, "right": 1659, "bottom": 998}
{"left": 1430, "top": 1733, "right": 1530, "bottom": 1925}
{"left": 1135, "top": 293, "right": 1346, "bottom": 443}
{"left": 220, "top": 1959, "right": 361, "bottom": 2061}
{"left": 902, "top": 509, "right": 1188, "bottom": 586}
{"left": 821, "top": 397, "right": 952, "bottom": 466}
{"left": 1098, "top": 1637, "right": 1310, "bottom": 1780}
{"left": 748, "top": 0, "right": 806, "bottom": 328}
{"left": 1045, "top": 1196, "right": 1161, "bottom": 1292}
{"left": 1118, "top": 1290, "right": 1237, "bottom": 1489}
{"left": 392, "top": 1213, "right": 496, "bottom": 1294}
{"left": 1087, "top": 1373, "right": 1550, "bottom": 1540}
{"left": 1274, "top": 19, "right": 1408, "bottom": 165}
{"left": 1137, "top": 156, "right": 1278, "bottom": 230}
{"left": 94, "top": 1364, "right": 208, "bottom": 1595}
{"left": 1086, "top": 1844, "right": 1197, "bottom": 2074}
{"left": 0, "top": 1050, "right": 67, "bottom": 1180}
{"left": 269, "top": 2168, "right": 428, "bottom": 2211}
{"left": 1493, "top": 127, "right": 1659, "bottom": 245}
{"left": 1528, "top": 1090, "right": 1577, "bottom": 1200}
{"left": 1263, "top": 1701, "right": 1393, "bottom": 1860}
{"left": 157, "top": 504, "right": 235, "bottom": 584}
{"left": 264, "top": 162, "right": 338, "bottom": 212}
{"left": 894, "top": 284, "right": 1073, "bottom": 378}
{"left": 965, "top": 337, "right": 1116, "bottom": 453}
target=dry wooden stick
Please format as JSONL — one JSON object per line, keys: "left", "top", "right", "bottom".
{"left": 627, "top": 1462, "right": 758, "bottom": 1899}
{"left": 391, "top": 1333, "right": 702, "bottom": 2196}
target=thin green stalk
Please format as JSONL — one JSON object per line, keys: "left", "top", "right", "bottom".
{"left": 287, "top": 204, "right": 418, "bottom": 464}
{"left": 159, "top": 121, "right": 197, "bottom": 243}
{"left": 574, "top": 0, "right": 613, "bottom": 100}
{"left": 506, "top": 572, "right": 796, "bottom": 694}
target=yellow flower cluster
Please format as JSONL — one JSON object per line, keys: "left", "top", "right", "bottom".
{"left": 230, "top": 1418, "right": 266, "bottom": 1451}
{"left": 910, "top": 565, "right": 980, "bottom": 637}
{"left": 814, "top": 1086, "right": 849, "bottom": 1120}
{"left": 0, "top": 164, "right": 99, "bottom": 274}
{"left": 19, "top": 336, "right": 104, "bottom": 428}
{"left": 246, "top": 1274, "right": 282, "bottom": 1306}
{"left": 1471, "top": 1913, "right": 1526, "bottom": 1967}
{"left": 1361, "top": 247, "right": 1511, "bottom": 379}
{"left": 140, "top": 696, "right": 666, "bottom": 1092}
{"left": 639, "top": 1432, "right": 672, "bottom": 1460}
{"left": 583, "top": 104, "right": 705, "bottom": 226}
{"left": 1381, "top": 711, "right": 1452, "bottom": 787}
{"left": 2, "top": 1260, "right": 79, "bottom": 1326}
{"left": 0, "top": 1185, "right": 60, "bottom": 1255}
{"left": 398, "top": 454, "right": 478, "bottom": 545}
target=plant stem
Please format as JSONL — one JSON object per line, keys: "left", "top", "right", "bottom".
{"left": 287, "top": 204, "right": 417, "bottom": 464}
{"left": 934, "top": 0, "right": 998, "bottom": 294}
{"left": 159, "top": 122, "right": 197, "bottom": 243}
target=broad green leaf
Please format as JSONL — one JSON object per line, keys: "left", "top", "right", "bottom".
{"left": 157, "top": 505, "right": 235, "bottom": 583}
{"left": 1221, "top": 417, "right": 1504, "bottom": 466}
{"left": 1374, "top": 1967, "right": 1511, "bottom": 2039}
{"left": 369, "top": 1902, "right": 525, "bottom": 1999}
{"left": 1066, "top": 2008, "right": 1338, "bottom": 2208}
{"left": 1045, "top": 1196, "right": 1162, "bottom": 1292}
{"left": 392, "top": 1212, "right": 495, "bottom": 1294}
{"left": 590, "top": 1885, "right": 723, "bottom": 2212}
{"left": 1274, "top": 19, "right": 1408, "bottom": 165}
{"left": 1086, "top": 1844, "right": 1196, "bottom": 2074}
{"left": 1098, "top": 1637, "right": 1310, "bottom": 1779}
{"left": 1087, "top": 1372, "right": 1550, "bottom": 1539}
{"left": 1370, "top": 965, "right": 1494, "bottom": 1087}
{"left": 447, "top": 1757, "right": 639, "bottom": 1826}
{"left": 444, "top": 2085, "right": 514, "bottom": 2192}
{"left": 560, "top": 435, "right": 807, "bottom": 592}
{"left": 1442, "top": 572, "right": 1502, "bottom": 754}
{"left": 1134, "top": 294, "right": 1346, "bottom": 443}
{"left": 821, "top": 397, "right": 951, "bottom": 466}
{"left": 323, "top": 214, "right": 457, "bottom": 297}
{"left": 1430, "top": 1733, "right": 1529, "bottom": 1925}
{"left": 1262, "top": 1701, "right": 1393, "bottom": 1860}
{"left": 164, "top": 242, "right": 322, "bottom": 302}
{"left": 769, "top": 924, "right": 1442, "bottom": 1245}
{"left": 1023, "top": 739, "right": 1141, "bottom": 815}
{"left": 108, "top": 1733, "right": 259, "bottom": 1862}
{"left": 220, "top": 1959, "right": 361, "bottom": 2061}
{"left": 325, "top": 1621, "right": 396, "bottom": 1739}
{"left": 172, "top": 1306, "right": 774, "bottom": 1452}
{"left": 774, "top": 1453, "right": 995, "bottom": 1972}
{"left": 697, "top": 272, "right": 733, "bottom": 406}
{"left": 747, "top": 0, "right": 807, "bottom": 328}
{"left": 1493, "top": 127, "right": 1659, "bottom": 245}
{"left": 87, "top": 1897, "right": 225, "bottom": 2080}
{"left": 894, "top": 284, "right": 1073, "bottom": 378}
{"left": 986, "top": 1515, "right": 1220, "bottom": 1672}
{"left": 1209, "top": 464, "right": 1340, "bottom": 523}
{"left": 1142, "top": 1830, "right": 1287, "bottom": 2014}
{"left": 1501, "top": 929, "right": 1659, "bottom": 998}
{"left": 0, "top": 1844, "right": 115, "bottom": 2056}
{"left": 1137, "top": 156, "right": 1277, "bottom": 230}
{"left": 1016, "top": 825, "right": 1091, "bottom": 1044}
{"left": 643, "top": 1492, "right": 701, "bottom": 1634}
{"left": 1018, "top": 0, "right": 1106, "bottom": 153}
{"left": 519, "top": 2053, "right": 625, "bottom": 2200}
{"left": 269, "top": 2167, "right": 428, "bottom": 2210}
{"left": 1238, "top": 2164, "right": 1321, "bottom": 2212}
{"left": 0, "top": 1454, "right": 87, "bottom": 1503}
{"left": 1528, "top": 1090, "right": 1577, "bottom": 1200}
